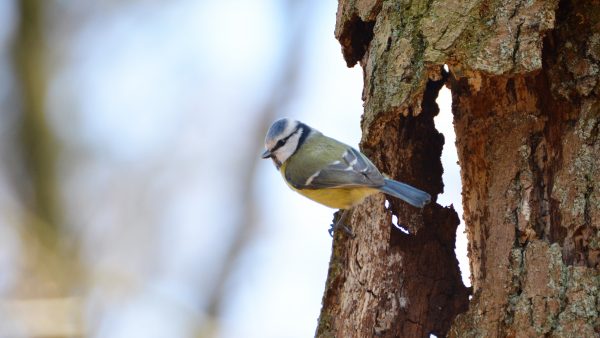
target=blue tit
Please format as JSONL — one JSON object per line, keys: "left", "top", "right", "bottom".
{"left": 261, "top": 118, "right": 431, "bottom": 235}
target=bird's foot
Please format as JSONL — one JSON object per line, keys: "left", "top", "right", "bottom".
{"left": 328, "top": 223, "right": 355, "bottom": 237}
{"left": 328, "top": 210, "right": 355, "bottom": 238}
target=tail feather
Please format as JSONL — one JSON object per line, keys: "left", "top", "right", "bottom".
{"left": 380, "top": 178, "right": 431, "bottom": 208}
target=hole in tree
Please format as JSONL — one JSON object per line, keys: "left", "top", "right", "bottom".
{"left": 434, "top": 72, "right": 471, "bottom": 288}
{"left": 392, "top": 214, "right": 409, "bottom": 234}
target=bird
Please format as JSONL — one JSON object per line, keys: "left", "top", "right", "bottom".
{"left": 261, "top": 118, "right": 431, "bottom": 236}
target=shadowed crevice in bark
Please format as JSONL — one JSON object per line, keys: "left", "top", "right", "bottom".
{"left": 317, "top": 69, "right": 469, "bottom": 338}
{"left": 334, "top": 0, "right": 382, "bottom": 67}
{"left": 336, "top": 14, "right": 375, "bottom": 67}
{"left": 386, "top": 70, "right": 470, "bottom": 337}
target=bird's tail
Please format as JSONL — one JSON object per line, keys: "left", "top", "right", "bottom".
{"left": 380, "top": 178, "right": 431, "bottom": 208}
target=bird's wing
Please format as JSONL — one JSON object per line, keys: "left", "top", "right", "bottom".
{"left": 289, "top": 147, "right": 385, "bottom": 190}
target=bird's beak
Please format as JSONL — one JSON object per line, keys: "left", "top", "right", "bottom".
{"left": 261, "top": 149, "right": 272, "bottom": 159}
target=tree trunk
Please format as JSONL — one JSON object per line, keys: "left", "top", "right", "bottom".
{"left": 317, "top": 0, "right": 600, "bottom": 337}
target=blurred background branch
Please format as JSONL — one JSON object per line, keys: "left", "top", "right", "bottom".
{"left": 13, "top": 0, "right": 60, "bottom": 237}
{"left": 5, "top": 0, "right": 83, "bottom": 336}
{"left": 204, "top": 0, "right": 312, "bottom": 333}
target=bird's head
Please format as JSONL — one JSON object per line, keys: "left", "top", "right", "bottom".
{"left": 262, "top": 118, "right": 309, "bottom": 168}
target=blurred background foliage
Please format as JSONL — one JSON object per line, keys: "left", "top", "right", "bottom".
{"left": 0, "top": 0, "right": 368, "bottom": 337}
{"left": 1, "top": 0, "right": 466, "bottom": 337}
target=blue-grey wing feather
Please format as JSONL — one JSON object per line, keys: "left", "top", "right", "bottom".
{"left": 301, "top": 147, "right": 384, "bottom": 189}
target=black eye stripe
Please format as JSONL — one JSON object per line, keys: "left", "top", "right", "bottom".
{"left": 271, "top": 127, "right": 301, "bottom": 152}
{"left": 274, "top": 140, "right": 285, "bottom": 149}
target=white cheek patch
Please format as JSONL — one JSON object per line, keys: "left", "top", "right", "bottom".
{"left": 273, "top": 129, "right": 302, "bottom": 164}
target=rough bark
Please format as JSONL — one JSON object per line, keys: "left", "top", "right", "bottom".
{"left": 318, "top": 0, "right": 600, "bottom": 337}
{"left": 449, "top": 1, "right": 600, "bottom": 336}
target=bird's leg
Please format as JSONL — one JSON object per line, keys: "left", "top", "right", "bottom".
{"left": 328, "top": 209, "right": 355, "bottom": 237}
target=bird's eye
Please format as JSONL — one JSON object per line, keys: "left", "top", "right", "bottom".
{"left": 275, "top": 139, "right": 285, "bottom": 149}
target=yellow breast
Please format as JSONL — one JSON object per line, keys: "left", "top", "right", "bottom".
{"left": 291, "top": 186, "right": 379, "bottom": 209}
